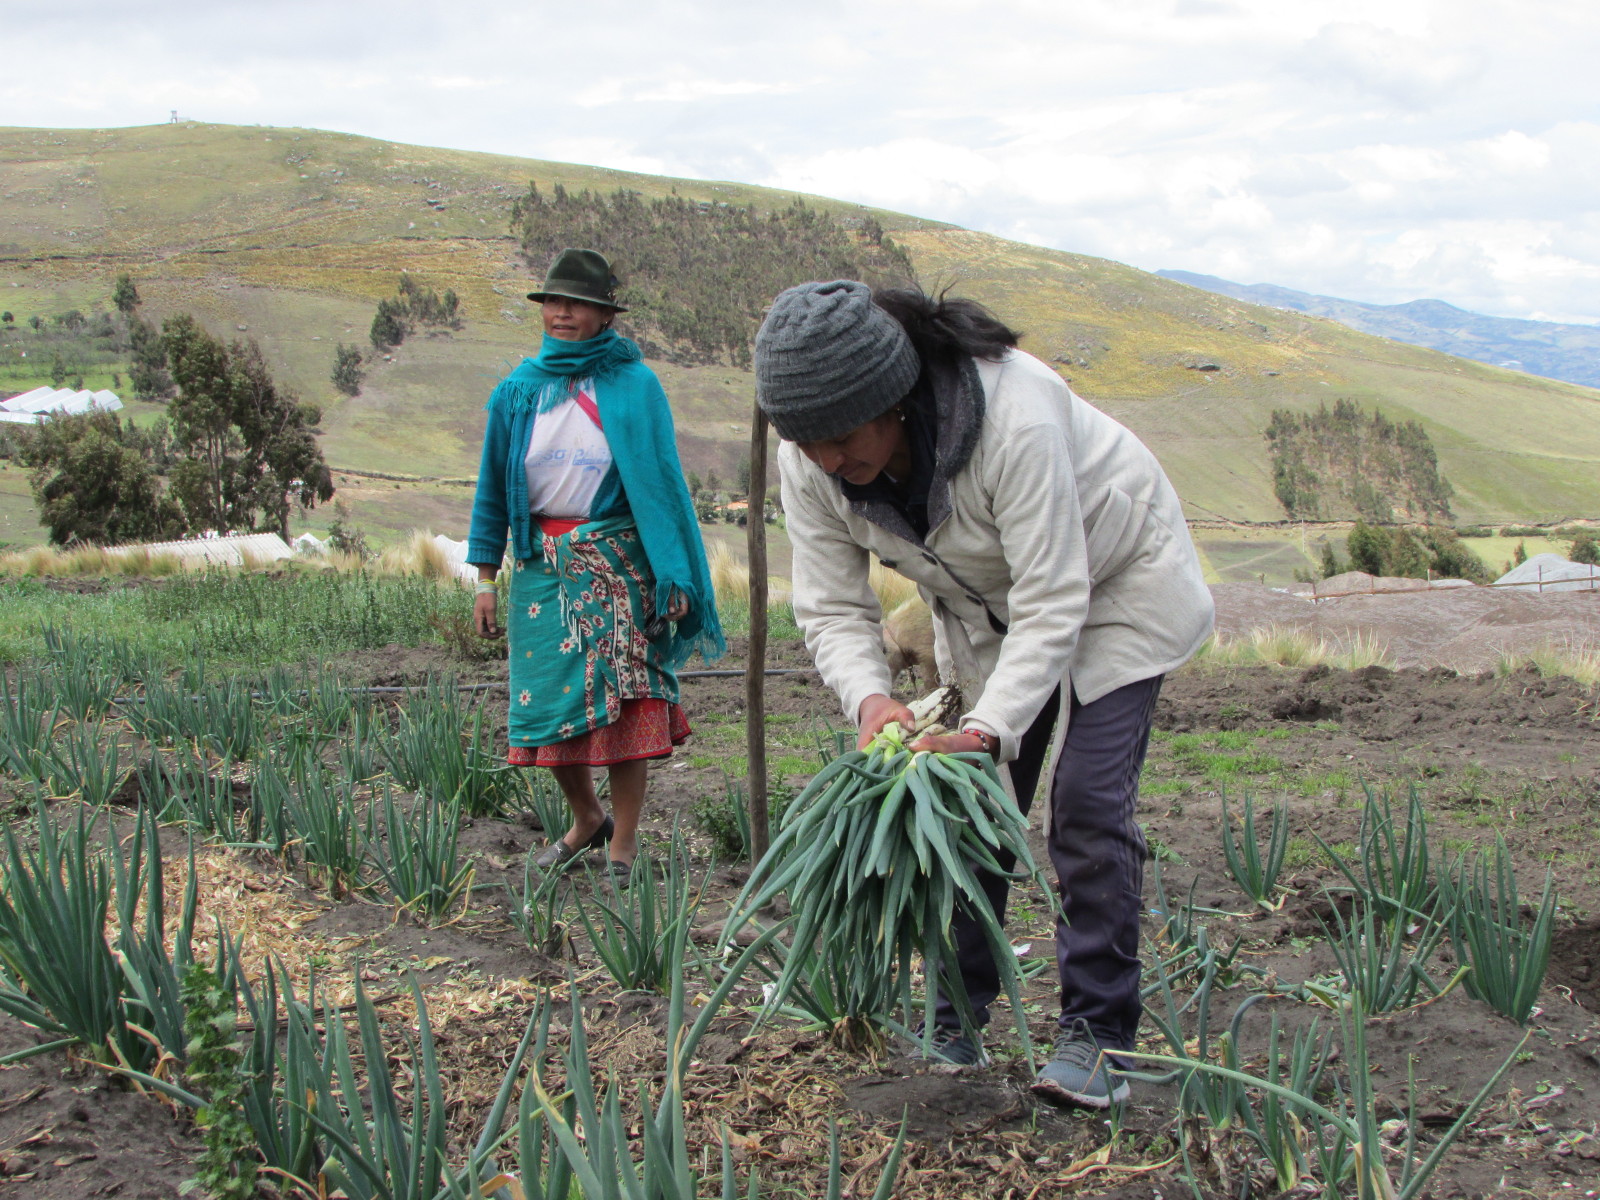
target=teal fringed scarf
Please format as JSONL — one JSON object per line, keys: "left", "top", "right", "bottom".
{"left": 492, "top": 330, "right": 726, "bottom": 669}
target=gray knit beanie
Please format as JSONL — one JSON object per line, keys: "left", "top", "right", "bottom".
{"left": 754, "top": 281, "right": 921, "bottom": 442}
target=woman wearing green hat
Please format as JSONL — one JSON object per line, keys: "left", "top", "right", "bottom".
{"left": 467, "top": 249, "right": 724, "bottom": 882}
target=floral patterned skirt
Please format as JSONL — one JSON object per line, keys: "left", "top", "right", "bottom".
{"left": 505, "top": 514, "right": 683, "bottom": 756}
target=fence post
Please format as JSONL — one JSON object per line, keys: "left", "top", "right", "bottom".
{"left": 744, "top": 405, "right": 771, "bottom": 863}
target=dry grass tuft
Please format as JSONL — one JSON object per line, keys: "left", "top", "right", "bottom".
{"left": 1248, "top": 624, "right": 1328, "bottom": 667}
{"left": 1334, "top": 630, "right": 1395, "bottom": 671}
{"left": 0, "top": 545, "right": 66, "bottom": 577}
{"left": 708, "top": 541, "right": 749, "bottom": 606}
{"left": 1193, "top": 625, "right": 1396, "bottom": 671}
{"left": 707, "top": 543, "right": 793, "bottom": 607}
{"left": 107, "top": 547, "right": 184, "bottom": 577}
{"left": 322, "top": 549, "right": 370, "bottom": 574}
{"left": 1496, "top": 639, "right": 1600, "bottom": 688}
{"left": 237, "top": 546, "right": 274, "bottom": 572}
{"left": 371, "top": 530, "right": 457, "bottom": 581}
{"left": 0, "top": 543, "right": 188, "bottom": 577}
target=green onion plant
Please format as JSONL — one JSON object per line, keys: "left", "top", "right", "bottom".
{"left": 121, "top": 671, "right": 190, "bottom": 747}
{"left": 0, "top": 673, "right": 56, "bottom": 785}
{"left": 149, "top": 746, "right": 250, "bottom": 843}
{"left": 339, "top": 703, "right": 384, "bottom": 783}
{"left": 725, "top": 723, "right": 1047, "bottom": 1062}
{"left": 576, "top": 829, "right": 706, "bottom": 994}
{"left": 109, "top": 804, "right": 233, "bottom": 1068}
{"left": 1220, "top": 790, "right": 1290, "bottom": 909}
{"left": 304, "top": 664, "right": 357, "bottom": 733}
{"left": 245, "top": 755, "right": 297, "bottom": 859}
{"left": 1125, "top": 992, "right": 1525, "bottom": 1200}
{"left": 300, "top": 974, "right": 537, "bottom": 1200}
{"left": 286, "top": 760, "right": 367, "bottom": 898}
{"left": 366, "top": 786, "right": 474, "bottom": 922}
{"left": 505, "top": 849, "right": 574, "bottom": 957}
{"left": 1138, "top": 945, "right": 1257, "bottom": 1133}
{"left": 1440, "top": 836, "right": 1556, "bottom": 1024}
{"left": 0, "top": 806, "right": 125, "bottom": 1064}
{"left": 122, "top": 669, "right": 259, "bottom": 760}
{"left": 520, "top": 918, "right": 896, "bottom": 1200}
{"left": 252, "top": 663, "right": 304, "bottom": 721}
{"left": 377, "top": 678, "right": 521, "bottom": 817}
{"left": 522, "top": 768, "right": 570, "bottom": 841}
{"left": 190, "top": 678, "right": 260, "bottom": 761}
{"left": 1320, "top": 896, "right": 1455, "bottom": 1014}
{"left": 38, "top": 624, "right": 120, "bottom": 719}
{"left": 1319, "top": 787, "right": 1441, "bottom": 929}
{"left": 235, "top": 964, "right": 339, "bottom": 1193}
{"left": 0, "top": 803, "right": 223, "bottom": 1071}
{"left": 42, "top": 720, "right": 129, "bottom": 806}
{"left": 1245, "top": 1013, "right": 1334, "bottom": 1194}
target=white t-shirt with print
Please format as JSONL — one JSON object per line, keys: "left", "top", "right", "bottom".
{"left": 524, "top": 381, "right": 613, "bottom": 519}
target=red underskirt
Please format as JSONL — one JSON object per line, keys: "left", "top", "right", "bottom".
{"left": 507, "top": 698, "right": 691, "bottom": 768}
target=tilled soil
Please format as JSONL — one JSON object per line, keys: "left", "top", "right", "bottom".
{"left": 4, "top": 593, "right": 1599, "bottom": 1197}
{"left": 0, "top": 1017, "right": 204, "bottom": 1199}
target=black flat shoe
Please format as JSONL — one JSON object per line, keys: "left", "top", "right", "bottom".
{"left": 533, "top": 816, "right": 615, "bottom": 871}
{"left": 584, "top": 815, "right": 615, "bottom": 850}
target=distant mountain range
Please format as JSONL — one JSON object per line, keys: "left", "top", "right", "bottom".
{"left": 1158, "top": 270, "right": 1600, "bottom": 390}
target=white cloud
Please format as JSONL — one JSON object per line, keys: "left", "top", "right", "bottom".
{"left": 1298, "top": 22, "right": 1487, "bottom": 110}
{"left": 575, "top": 77, "right": 800, "bottom": 107}
{"left": 1, "top": 0, "right": 1598, "bottom": 323}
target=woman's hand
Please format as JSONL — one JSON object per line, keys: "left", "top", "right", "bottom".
{"left": 473, "top": 590, "right": 502, "bottom": 638}
{"left": 909, "top": 730, "right": 994, "bottom": 757}
{"left": 856, "top": 693, "right": 914, "bottom": 751}
{"left": 666, "top": 590, "right": 690, "bottom": 622}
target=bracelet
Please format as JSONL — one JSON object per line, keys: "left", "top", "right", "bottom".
{"left": 474, "top": 581, "right": 498, "bottom": 595}
{"left": 961, "top": 726, "right": 996, "bottom": 755}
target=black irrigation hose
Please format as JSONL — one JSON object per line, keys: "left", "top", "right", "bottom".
{"left": 102, "top": 668, "right": 818, "bottom": 707}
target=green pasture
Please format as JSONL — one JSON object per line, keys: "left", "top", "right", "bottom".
{"left": 2, "top": 121, "right": 1598, "bottom": 545}
{"left": 0, "top": 570, "right": 466, "bottom": 666}
{"left": 0, "top": 466, "right": 47, "bottom": 546}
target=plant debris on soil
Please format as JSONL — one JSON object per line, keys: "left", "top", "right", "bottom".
{"left": 2, "top": 584, "right": 1598, "bottom": 1199}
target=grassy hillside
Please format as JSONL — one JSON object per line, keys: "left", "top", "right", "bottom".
{"left": 898, "top": 230, "right": 1600, "bottom": 524}
{"left": 3, "top": 122, "right": 1597, "bottom": 555}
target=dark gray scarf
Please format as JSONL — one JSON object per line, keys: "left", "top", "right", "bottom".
{"left": 841, "top": 355, "right": 986, "bottom": 546}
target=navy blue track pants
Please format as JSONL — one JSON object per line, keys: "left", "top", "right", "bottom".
{"left": 935, "top": 674, "right": 1163, "bottom": 1051}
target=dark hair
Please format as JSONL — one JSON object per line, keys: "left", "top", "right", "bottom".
{"left": 871, "top": 287, "right": 1021, "bottom": 370}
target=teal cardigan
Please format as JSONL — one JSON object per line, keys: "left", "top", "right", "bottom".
{"left": 467, "top": 331, "right": 724, "bottom": 667}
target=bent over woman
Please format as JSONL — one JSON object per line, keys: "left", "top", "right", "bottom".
{"left": 753, "top": 280, "right": 1212, "bottom": 1107}
{"left": 468, "top": 249, "right": 724, "bottom": 883}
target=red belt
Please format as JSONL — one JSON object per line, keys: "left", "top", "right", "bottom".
{"left": 534, "top": 515, "right": 583, "bottom": 537}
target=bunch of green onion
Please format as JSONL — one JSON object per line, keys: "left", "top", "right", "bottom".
{"left": 724, "top": 712, "right": 1044, "bottom": 1061}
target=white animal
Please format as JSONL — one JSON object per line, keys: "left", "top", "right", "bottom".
{"left": 882, "top": 597, "right": 935, "bottom": 691}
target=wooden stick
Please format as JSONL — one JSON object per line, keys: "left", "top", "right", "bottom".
{"left": 745, "top": 404, "right": 771, "bottom": 862}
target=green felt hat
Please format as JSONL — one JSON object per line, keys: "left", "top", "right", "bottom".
{"left": 526, "top": 248, "right": 628, "bottom": 311}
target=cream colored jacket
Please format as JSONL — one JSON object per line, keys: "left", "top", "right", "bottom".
{"left": 780, "top": 348, "right": 1213, "bottom": 764}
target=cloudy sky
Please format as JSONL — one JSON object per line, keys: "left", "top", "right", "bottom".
{"left": 7, "top": 0, "right": 1597, "bottom": 323}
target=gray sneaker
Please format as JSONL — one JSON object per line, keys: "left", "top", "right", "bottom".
{"left": 906, "top": 1025, "right": 991, "bottom": 1069}
{"left": 1030, "top": 1019, "right": 1130, "bottom": 1109}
